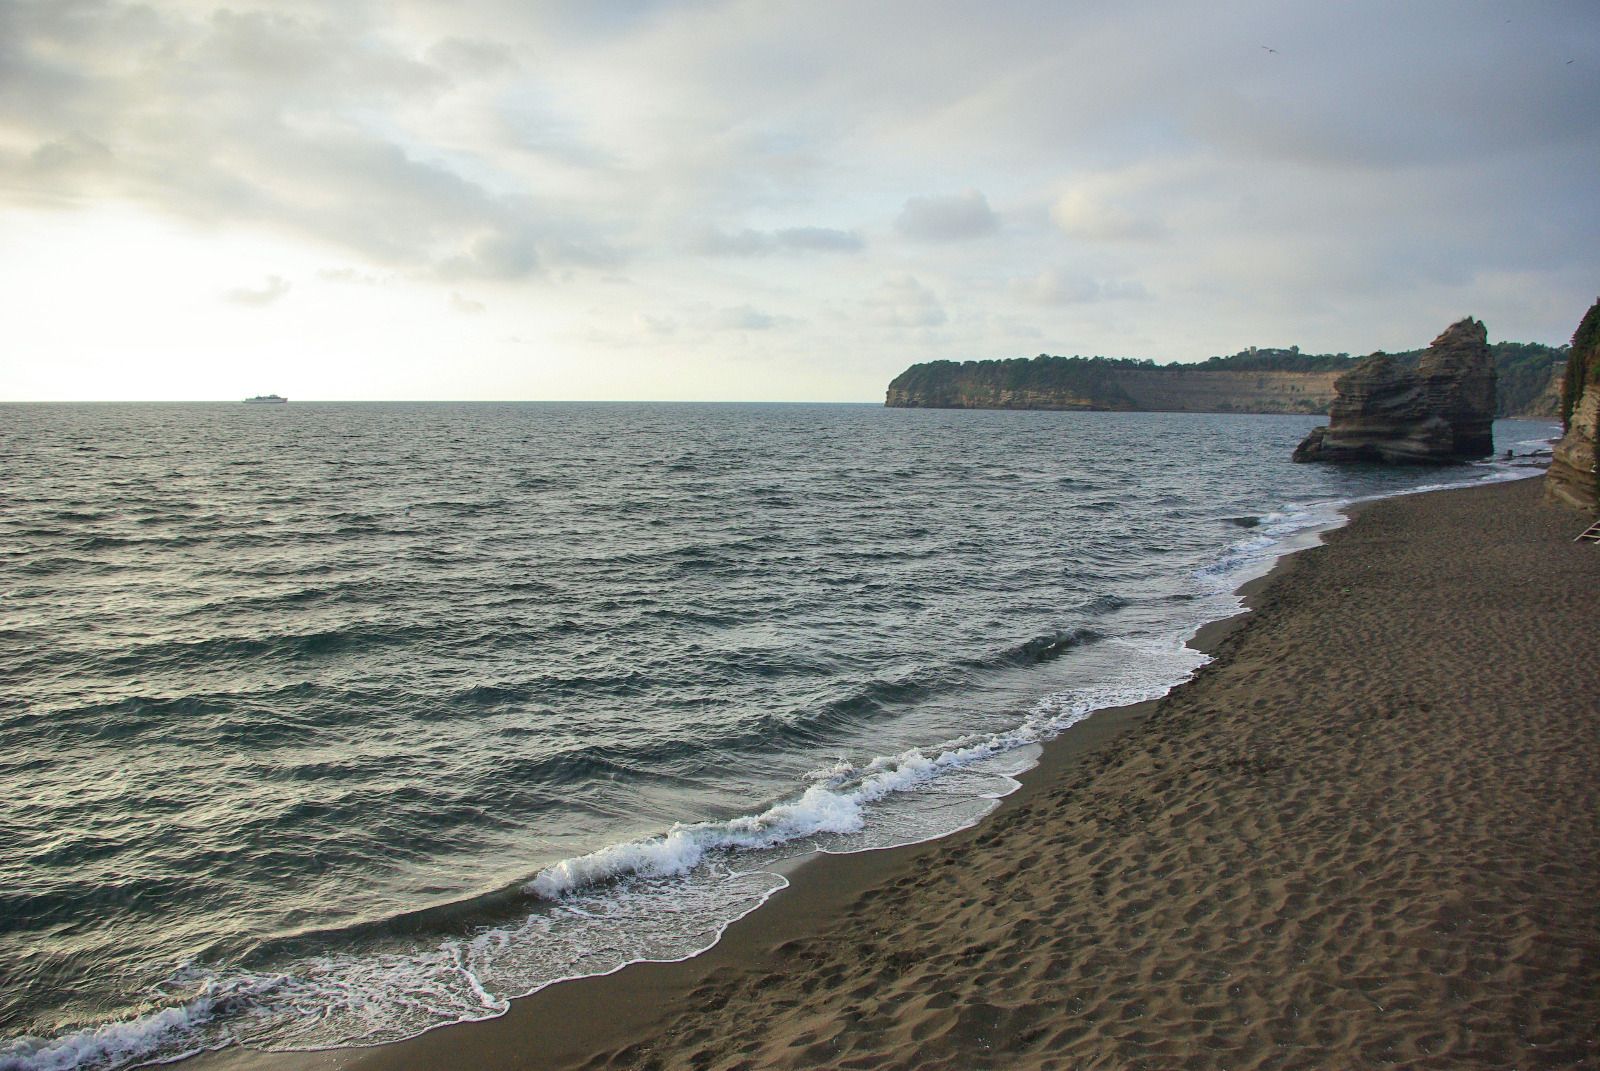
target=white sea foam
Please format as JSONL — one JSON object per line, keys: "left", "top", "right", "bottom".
{"left": 0, "top": 974, "right": 279, "bottom": 1071}
{"left": 1198, "top": 459, "right": 1542, "bottom": 595}
{"left": 529, "top": 670, "right": 1185, "bottom": 901}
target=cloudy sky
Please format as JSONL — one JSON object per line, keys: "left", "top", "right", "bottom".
{"left": 2, "top": 0, "right": 1596, "bottom": 401}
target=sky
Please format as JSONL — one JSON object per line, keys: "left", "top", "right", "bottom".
{"left": 1, "top": 0, "right": 1596, "bottom": 402}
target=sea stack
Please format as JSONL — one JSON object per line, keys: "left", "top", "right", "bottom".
{"left": 1292, "top": 318, "right": 1496, "bottom": 464}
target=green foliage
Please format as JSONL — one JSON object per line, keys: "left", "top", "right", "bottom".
{"left": 1563, "top": 299, "right": 1600, "bottom": 431}
{"left": 1487, "top": 342, "right": 1568, "bottom": 418}
{"left": 886, "top": 354, "right": 1143, "bottom": 408}
{"left": 890, "top": 334, "right": 1571, "bottom": 417}
{"left": 1185, "top": 347, "right": 1358, "bottom": 373}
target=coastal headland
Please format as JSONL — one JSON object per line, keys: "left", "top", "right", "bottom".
{"left": 214, "top": 475, "right": 1600, "bottom": 1070}
{"left": 884, "top": 343, "right": 1566, "bottom": 418}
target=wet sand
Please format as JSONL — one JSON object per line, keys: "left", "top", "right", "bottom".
{"left": 215, "top": 475, "right": 1600, "bottom": 1070}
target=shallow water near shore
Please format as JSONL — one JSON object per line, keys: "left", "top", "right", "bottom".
{"left": 0, "top": 403, "right": 1554, "bottom": 1071}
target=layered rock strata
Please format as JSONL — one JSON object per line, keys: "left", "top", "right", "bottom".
{"left": 1293, "top": 319, "right": 1497, "bottom": 464}
{"left": 1547, "top": 387, "right": 1599, "bottom": 510}
{"left": 1546, "top": 298, "right": 1600, "bottom": 511}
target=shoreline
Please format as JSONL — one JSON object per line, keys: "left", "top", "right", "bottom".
{"left": 190, "top": 494, "right": 1292, "bottom": 1071}
{"left": 197, "top": 474, "right": 1600, "bottom": 1071}
{"left": 188, "top": 496, "right": 1344, "bottom": 1071}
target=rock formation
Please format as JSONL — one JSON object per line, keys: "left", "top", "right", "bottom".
{"left": 1546, "top": 298, "right": 1600, "bottom": 511}
{"left": 885, "top": 339, "right": 1558, "bottom": 417}
{"left": 1292, "top": 318, "right": 1497, "bottom": 464}
{"left": 1548, "top": 389, "right": 1599, "bottom": 510}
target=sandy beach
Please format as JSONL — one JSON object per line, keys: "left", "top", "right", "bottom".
{"left": 216, "top": 475, "right": 1600, "bottom": 1071}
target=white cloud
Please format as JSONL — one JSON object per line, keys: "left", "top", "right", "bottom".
{"left": 224, "top": 275, "right": 292, "bottom": 306}
{"left": 1019, "top": 269, "right": 1149, "bottom": 306}
{"left": 1051, "top": 184, "right": 1167, "bottom": 242}
{"left": 866, "top": 275, "right": 947, "bottom": 328}
{"left": 712, "top": 305, "right": 785, "bottom": 331}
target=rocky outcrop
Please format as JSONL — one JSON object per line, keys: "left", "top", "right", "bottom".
{"left": 885, "top": 340, "right": 1559, "bottom": 417}
{"left": 1292, "top": 319, "right": 1497, "bottom": 464}
{"left": 1526, "top": 366, "right": 1566, "bottom": 419}
{"left": 884, "top": 359, "right": 1342, "bottom": 414}
{"left": 1547, "top": 387, "right": 1598, "bottom": 510}
{"left": 1546, "top": 298, "right": 1600, "bottom": 511}
{"left": 884, "top": 356, "right": 1136, "bottom": 410}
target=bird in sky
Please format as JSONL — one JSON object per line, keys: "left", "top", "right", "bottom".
{"left": 1262, "top": 45, "right": 1279, "bottom": 53}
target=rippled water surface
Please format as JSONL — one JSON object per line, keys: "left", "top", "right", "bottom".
{"left": 0, "top": 403, "right": 1553, "bottom": 1069}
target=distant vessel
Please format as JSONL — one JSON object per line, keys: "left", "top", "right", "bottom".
{"left": 244, "top": 394, "right": 288, "bottom": 404}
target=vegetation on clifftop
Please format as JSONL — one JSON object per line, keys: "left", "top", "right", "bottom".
{"left": 888, "top": 340, "right": 1569, "bottom": 417}
{"left": 1562, "top": 299, "right": 1600, "bottom": 432}
{"left": 886, "top": 354, "right": 1143, "bottom": 409}
{"left": 1192, "top": 346, "right": 1355, "bottom": 373}
{"left": 1562, "top": 299, "right": 1600, "bottom": 505}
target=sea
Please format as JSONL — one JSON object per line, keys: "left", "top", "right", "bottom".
{"left": 0, "top": 403, "right": 1556, "bottom": 1071}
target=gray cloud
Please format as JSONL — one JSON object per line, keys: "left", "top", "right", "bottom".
{"left": 224, "top": 275, "right": 292, "bottom": 306}
{"left": 426, "top": 37, "right": 520, "bottom": 78}
{"left": 0, "top": 2, "right": 617, "bottom": 281}
{"left": 894, "top": 190, "right": 998, "bottom": 242}
{"left": 3, "top": 0, "right": 1598, "bottom": 396}
{"left": 697, "top": 225, "right": 864, "bottom": 256}
{"left": 774, "top": 227, "right": 864, "bottom": 253}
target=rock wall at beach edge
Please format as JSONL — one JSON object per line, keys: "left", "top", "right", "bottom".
{"left": 1546, "top": 298, "right": 1600, "bottom": 512}
{"left": 1547, "top": 389, "right": 1599, "bottom": 510}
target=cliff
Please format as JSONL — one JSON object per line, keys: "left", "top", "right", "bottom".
{"left": 1549, "top": 390, "right": 1599, "bottom": 510}
{"left": 1112, "top": 367, "right": 1342, "bottom": 414}
{"left": 1292, "top": 318, "right": 1497, "bottom": 464}
{"left": 886, "top": 342, "right": 1561, "bottom": 417}
{"left": 1547, "top": 299, "right": 1600, "bottom": 511}
{"left": 884, "top": 356, "right": 1137, "bottom": 410}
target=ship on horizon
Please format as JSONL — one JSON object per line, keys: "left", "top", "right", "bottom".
{"left": 244, "top": 394, "right": 287, "bottom": 404}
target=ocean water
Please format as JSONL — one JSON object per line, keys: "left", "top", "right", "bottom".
{"left": 0, "top": 403, "right": 1554, "bottom": 1070}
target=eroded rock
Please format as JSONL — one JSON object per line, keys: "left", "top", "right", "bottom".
{"left": 1546, "top": 386, "right": 1598, "bottom": 510}
{"left": 1293, "top": 319, "right": 1496, "bottom": 464}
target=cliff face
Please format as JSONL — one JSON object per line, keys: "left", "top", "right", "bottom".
{"left": 1112, "top": 368, "right": 1342, "bottom": 414}
{"left": 882, "top": 384, "right": 1128, "bottom": 410}
{"left": 1546, "top": 299, "right": 1600, "bottom": 511}
{"left": 1547, "top": 388, "right": 1598, "bottom": 510}
{"left": 886, "top": 340, "right": 1558, "bottom": 416}
{"left": 884, "top": 356, "right": 1137, "bottom": 410}
{"left": 884, "top": 361, "right": 1339, "bottom": 413}
{"left": 1293, "top": 319, "right": 1497, "bottom": 464}
{"left": 1526, "top": 367, "right": 1566, "bottom": 419}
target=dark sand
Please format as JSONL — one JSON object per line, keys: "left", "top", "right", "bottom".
{"left": 211, "top": 476, "right": 1600, "bottom": 1071}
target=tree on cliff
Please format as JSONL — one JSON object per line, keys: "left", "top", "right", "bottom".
{"left": 1562, "top": 298, "right": 1600, "bottom": 432}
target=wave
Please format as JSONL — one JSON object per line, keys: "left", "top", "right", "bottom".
{"left": 978, "top": 627, "right": 1102, "bottom": 668}
{"left": 97, "top": 625, "right": 421, "bottom": 674}
{"left": 527, "top": 675, "right": 1172, "bottom": 901}
{"left": 0, "top": 974, "right": 291, "bottom": 1071}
